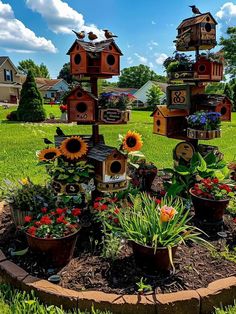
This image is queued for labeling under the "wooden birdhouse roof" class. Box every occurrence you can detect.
[191,94,232,107]
[88,144,126,162]
[177,12,217,29]
[65,85,98,101]
[151,105,189,117]
[67,39,123,55]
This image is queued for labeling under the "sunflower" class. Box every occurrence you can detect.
[60,136,88,160]
[122,131,143,152]
[38,147,61,161]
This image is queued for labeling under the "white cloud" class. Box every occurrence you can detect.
[155,53,168,65]
[216,2,236,33]
[0,1,57,53]
[149,62,154,68]
[151,21,156,25]
[134,53,148,64]
[127,56,133,65]
[26,0,104,39]
[148,40,159,50]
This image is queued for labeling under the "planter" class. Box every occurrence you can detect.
[99,109,130,124]
[168,71,194,80]
[10,206,32,227]
[131,241,178,271]
[187,128,221,140]
[189,188,230,223]
[26,230,79,267]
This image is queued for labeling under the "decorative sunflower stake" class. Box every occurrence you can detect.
[38,147,61,162]
[122,131,143,152]
[60,136,88,160]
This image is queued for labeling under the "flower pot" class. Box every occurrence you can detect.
[168,71,194,80]
[10,206,32,227]
[189,188,229,223]
[187,128,221,140]
[131,241,178,271]
[99,109,130,124]
[26,230,79,267]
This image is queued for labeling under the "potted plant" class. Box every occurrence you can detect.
[108,192,209,271]
[186,111,221,140]
[59,104,67,122]
[0,178,55,226]
[23,202,81,267]
[164,53,194,80]
[98,92,132,124]
[190,178,235,223]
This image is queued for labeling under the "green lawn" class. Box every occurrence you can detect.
[0,106,236,183]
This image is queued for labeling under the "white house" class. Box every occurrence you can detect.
[34,78,69,100]
[133,80,168,105]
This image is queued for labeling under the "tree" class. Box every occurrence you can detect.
[146,84,164,109]
[232,83,236,112]
[17,70,46,122]
[220,27,236,78]
[57,62,75,84]
[118,64,167,89]
[223,83,232,100]
[18,59,50,78]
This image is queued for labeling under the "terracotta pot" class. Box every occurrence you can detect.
[187,128,221,140]
[26,230,79,267]
[10,206,32,227]
[189,188,229,223]
[131,241,178,271]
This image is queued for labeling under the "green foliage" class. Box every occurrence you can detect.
[118,64,167,88]
[232,83,236,112]
[136,277,152,294]
[101,230,123,261]
[18,59,50,78]
[224,83,233,100]
[6,110,17,121]
[146,84,163,109]
[17,70,46,122]
[57,62,75,84]
[214,301,236,314]
[220,27,236,78]
[205,82,225,95]
[211,246,236,264]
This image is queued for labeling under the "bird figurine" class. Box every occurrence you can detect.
[56,127,65,137]
[72,30,85,40]
[189,5,202,15]
[103,29,118,39]
[88,32,98,41]
[43,138,53,145]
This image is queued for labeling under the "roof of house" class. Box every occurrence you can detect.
[20,76,68,91]
[67,38,123,55]
[177,12,217,29]
[0,56,20,73]
[0,57,8,67]
[88,144,125,162]
[191,94,232,107]
[151,105,189,117]
[101,87,138,95]
[133,81,168,96]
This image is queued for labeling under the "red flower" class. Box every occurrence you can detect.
[56,216,65,224]
[27,226,37,236]
[113,218,119,224]
[40,215,52,225]
[233,217,236,224]
[24,215,32,223]
[71,208,81,216]
[101,204,108,211]
[114,208,120,214]
[155,199,161,205]
[160,190,166,196]
[213,178,219,184]
[41,207,47,213]
[95,197,103,201]
[35,221,41,227]
[56,208,64,215]
[93,202,100,209]
[111,197,118,202]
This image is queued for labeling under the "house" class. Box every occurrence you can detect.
[0,56,21,104]
[133,81,168,105]
[34,78,69,101]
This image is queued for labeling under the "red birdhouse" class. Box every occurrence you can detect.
[66,86,97,123]
[193,56,223,81]
[67,39,123,78]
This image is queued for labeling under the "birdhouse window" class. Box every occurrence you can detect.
[77,91,83,98]
[221,107,227,115]
[76,102,87,113]
[107,54,115,66]
[109,45,113,51]
[198,64,206,73]
[74,54,81,65]
[206,16,210,21]
[110,161,122,174]
[156,119,161,126]
[205,23,212,32]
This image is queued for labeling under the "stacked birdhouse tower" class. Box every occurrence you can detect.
[152,11,232,164]
[61,34,129,193]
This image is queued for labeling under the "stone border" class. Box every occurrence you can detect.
[0,249,236,314]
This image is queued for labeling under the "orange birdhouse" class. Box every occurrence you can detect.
[66,86,97,123]
[151,105,188,138]
[193,56,223,81]
[67,39,122,78]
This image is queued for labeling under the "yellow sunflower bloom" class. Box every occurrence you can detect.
[122,131,143,152]
[60,136,88,160]
[38,147,61,161]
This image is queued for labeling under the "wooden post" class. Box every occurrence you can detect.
[90,77,100,145]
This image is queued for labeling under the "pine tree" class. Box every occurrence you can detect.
[17,70,46,122]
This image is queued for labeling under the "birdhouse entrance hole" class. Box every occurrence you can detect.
[205,23,212,32]
[74,54,81,64]
[76,102,87,113]
[156,120,161,126]
[107,55,115,65]
[198,64,206,73]
[77,92,83,98]
[221,107,227,115]
[110,161,122,174]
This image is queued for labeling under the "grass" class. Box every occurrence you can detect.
[0,284,112,313]
[214,302,236,314]
[0,106,236,183]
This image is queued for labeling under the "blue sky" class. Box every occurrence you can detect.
[0,0,235,79]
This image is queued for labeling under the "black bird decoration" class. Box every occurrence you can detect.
[56,127,65,137]
[88,32,98,41]
[43,138,53,145]
[72,30,85,40]
[103,29,118,39]
[189,5,202,15]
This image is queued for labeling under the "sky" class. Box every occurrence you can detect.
[0,0,235,79]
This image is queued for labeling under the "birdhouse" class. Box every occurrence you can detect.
[87,144,127,192]
[175,12,217,51]
[192,94,232,121]
[151,105,188,138]
[66,86,97,123]
[193,56,223,81]
[166,84,191,110]
[67,39,123,78]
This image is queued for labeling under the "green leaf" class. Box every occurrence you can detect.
[57,174,69,180]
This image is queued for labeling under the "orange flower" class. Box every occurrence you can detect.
[160,205,177,223]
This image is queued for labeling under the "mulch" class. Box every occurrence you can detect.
[0,203,236,295]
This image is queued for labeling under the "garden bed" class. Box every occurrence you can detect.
[0,202,235,296]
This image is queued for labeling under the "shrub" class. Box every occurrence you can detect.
[17,70,46,122]
[6,110,18,121]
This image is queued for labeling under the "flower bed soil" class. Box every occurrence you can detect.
[0,203,236,295]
